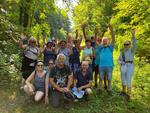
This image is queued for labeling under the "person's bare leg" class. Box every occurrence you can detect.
[24,84,35,96]
[34,91,44,102]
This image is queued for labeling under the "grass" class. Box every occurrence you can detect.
[0,51,150,113]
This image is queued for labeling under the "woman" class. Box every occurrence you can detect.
[118,29,136,100]
[69,39,81,75]
[24,61,49,104]
[82,39,95,75]
[20,37,40,90]
[41,41,56,71]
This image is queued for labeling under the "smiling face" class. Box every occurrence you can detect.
[48,59,55,70]
[36,61,44,71]
[124,41,131,50]
[102,37,109,46]
[29,38,37,47]
[81,61,89,72]
[57,54,66,67]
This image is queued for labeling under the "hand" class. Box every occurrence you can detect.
[77,87,82,92]
[121,62,125,65]
[45,96,49,105]
[58,88,64,93]
[63,87,69,93]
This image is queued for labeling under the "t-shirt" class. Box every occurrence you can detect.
[97,44,114,67]
[74,68,92,88]
[49,65,72,87]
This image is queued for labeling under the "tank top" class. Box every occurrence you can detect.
[34,71,47,89]
[82,47,93,64]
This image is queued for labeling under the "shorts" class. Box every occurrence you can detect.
[99,67,113,81]
[22,69,34,79]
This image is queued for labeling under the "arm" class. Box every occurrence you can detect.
[78,81,92,91]
[25,71,35,89]
[131,29,136,53]
[108,24,115,45]
[67,74,73,90]
[45,74,49,104]
[49,78,63,92]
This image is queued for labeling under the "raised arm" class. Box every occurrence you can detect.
[108,24,115,45]
[131,29,136,53]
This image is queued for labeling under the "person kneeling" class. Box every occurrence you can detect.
[49,54,73,109]
[24,61,49,104]
[73,61,93,100]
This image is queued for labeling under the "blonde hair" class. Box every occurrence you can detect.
[56,53,66,62]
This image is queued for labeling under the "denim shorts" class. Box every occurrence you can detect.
[99,67,113,80]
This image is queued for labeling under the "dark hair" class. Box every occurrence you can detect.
[85,39,91,43]
[35,60,44,66]
[60,40,66,44]
[91,36,94,40]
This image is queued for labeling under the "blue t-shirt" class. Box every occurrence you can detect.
[97,44,114,67]
[74,69,92,88]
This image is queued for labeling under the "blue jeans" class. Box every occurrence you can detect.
[99,67,113,81]
[120,63,134,88]
[73,63,79,75]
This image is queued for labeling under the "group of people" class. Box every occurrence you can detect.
[9,27,136,109]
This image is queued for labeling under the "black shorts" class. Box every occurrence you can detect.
[22,69,34,79]
[92,64,99,74]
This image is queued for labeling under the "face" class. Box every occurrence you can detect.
[102,38,108,46]
[48,60,55,70]
[36,62,44,71]
[86,41,91,48]
[47,42,53,48]
[60,42,66,49]
[81,61,89,71]
[124,41,131,49]
[30,40,37,47]
[57,56,65,67]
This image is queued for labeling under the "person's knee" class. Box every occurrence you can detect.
[34,92,44,102]
[85,88,92,95]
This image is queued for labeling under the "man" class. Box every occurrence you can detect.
[97,25,115,95]
[49,54,73,108]
[73,61,93,100]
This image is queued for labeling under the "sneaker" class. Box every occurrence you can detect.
[104,86,107,90]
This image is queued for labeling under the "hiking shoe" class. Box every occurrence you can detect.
[96,89,102,95]
[107,90,112,96]
[104,86,107,90]
[119,92,126,96]
[125,94,131,101]
[94,84,98,88]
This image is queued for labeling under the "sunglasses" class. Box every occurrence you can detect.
[37,64,44,67]
[124,43,130,46]
[31,41,36,44]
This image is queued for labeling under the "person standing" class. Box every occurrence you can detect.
[118,29,136,100]
[97,25,115,95]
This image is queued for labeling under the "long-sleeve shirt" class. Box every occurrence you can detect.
[118,37,136,64]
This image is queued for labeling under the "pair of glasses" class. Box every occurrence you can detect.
[37,64,44,67]
[31,41,36,43]
[124,43,130,46]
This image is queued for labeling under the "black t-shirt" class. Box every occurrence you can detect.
[74,68,93,88]
[49,65,72,87]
